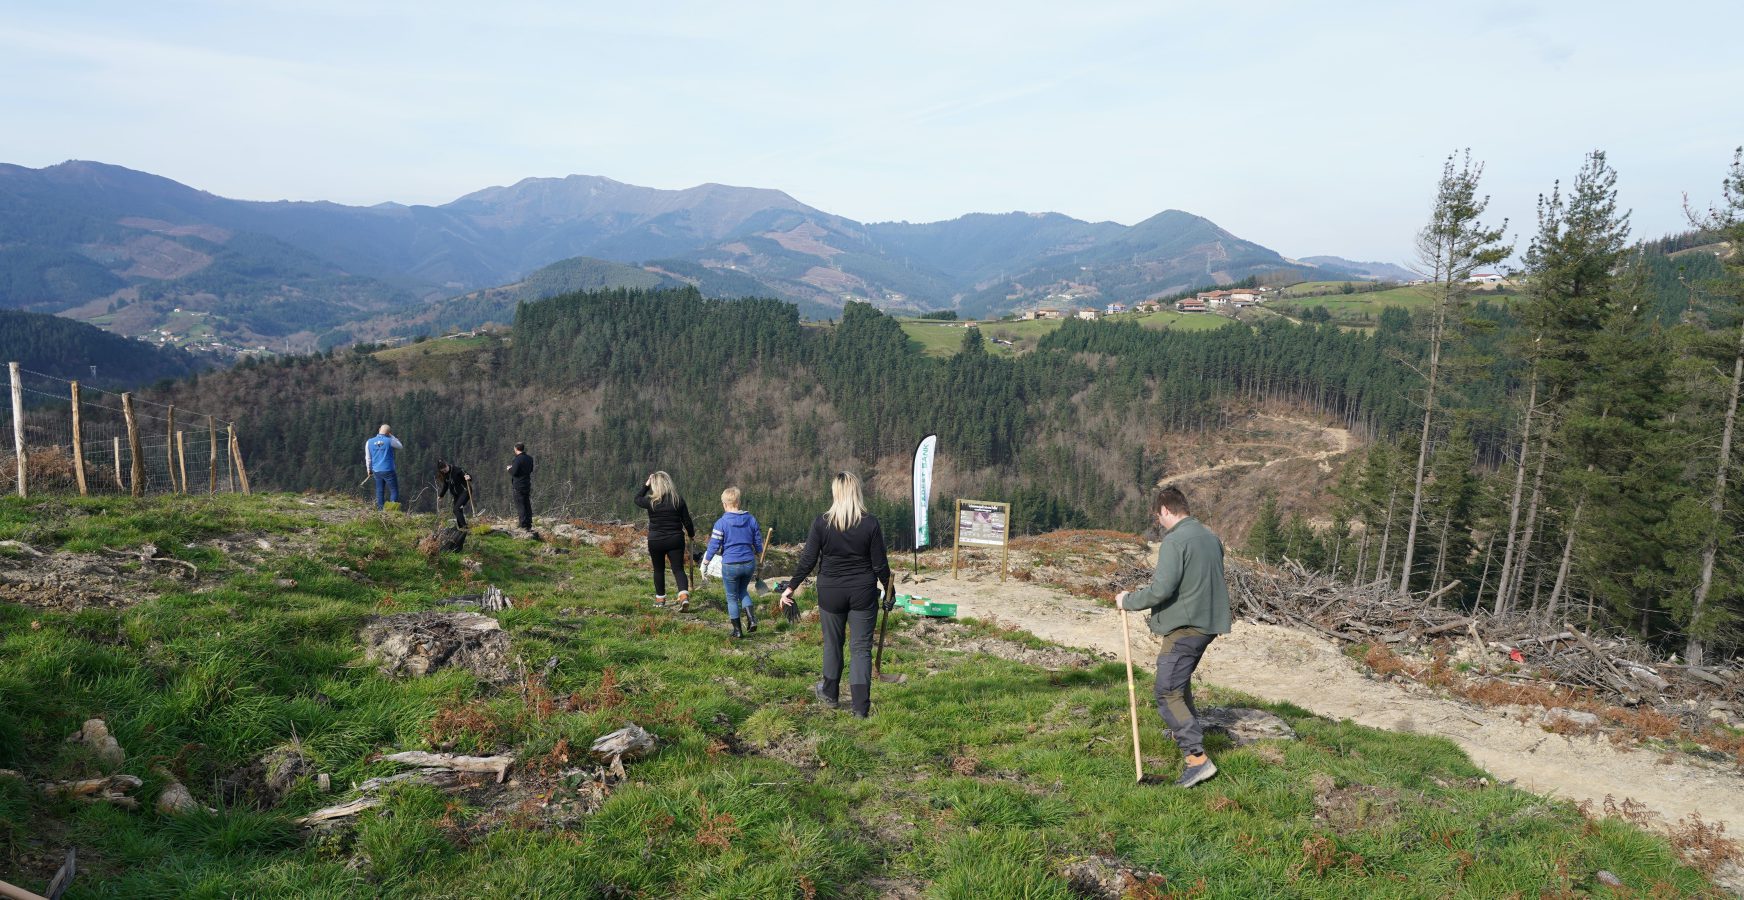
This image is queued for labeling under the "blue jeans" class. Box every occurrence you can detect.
[373,471,400,509]
[722,560,756,619]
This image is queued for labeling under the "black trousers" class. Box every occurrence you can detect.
[649,536,688,596]
[513,487,532,530]
[450,492,469,530]
[818,579,879,715]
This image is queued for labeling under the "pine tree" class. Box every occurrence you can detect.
[1247,497,1285,563]
[1516,151,1634,625]
[1399,151,1510,594]
[1677,148,1744,665]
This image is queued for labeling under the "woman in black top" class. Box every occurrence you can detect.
[780,472,891,717]
[435,460,471,530]
[635,471,696,610]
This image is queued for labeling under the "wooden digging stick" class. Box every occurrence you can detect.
[1120,607,1144,783]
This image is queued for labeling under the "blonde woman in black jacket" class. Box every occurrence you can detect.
[636,471,696,610]
[781,472,891,717]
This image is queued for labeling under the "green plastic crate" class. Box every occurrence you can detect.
[896,594,957,617]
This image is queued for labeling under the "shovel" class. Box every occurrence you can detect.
[1120,604,1144,783]
[752,526,774,595]
[873,575,907,684]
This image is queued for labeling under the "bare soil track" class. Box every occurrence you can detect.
[906,572,1744,843]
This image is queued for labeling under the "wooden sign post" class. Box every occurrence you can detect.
[951,499,1011,581]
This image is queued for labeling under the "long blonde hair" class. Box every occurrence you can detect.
[649,471,679,509]
[826,471,866,531]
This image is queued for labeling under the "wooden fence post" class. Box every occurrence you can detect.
[207,415,217,495]
[176,431,188,494]
[70,380,88,496]
[112,437,123,490]
[225,425,235,492]
[228,424,251,495]
[10,362,26,499]
[165,405,177,493]
[122,393,144,498]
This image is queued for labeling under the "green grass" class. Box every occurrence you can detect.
[1131,310,1233,332]
[1275,284,1518,321]
[0,494,1720,898]
[906,312,1231,357]
[899,320,986,357]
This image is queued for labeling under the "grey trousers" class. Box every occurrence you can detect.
[1154,627,1215,756]
[820,606,877,698]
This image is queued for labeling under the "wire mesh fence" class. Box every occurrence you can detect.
[5,363,247,499]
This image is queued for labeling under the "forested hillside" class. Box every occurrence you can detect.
[1244,151,1744,666]
[0,309,205,388]
[163,288,1417,542]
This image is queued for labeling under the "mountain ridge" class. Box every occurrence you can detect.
[0,159,1399,350]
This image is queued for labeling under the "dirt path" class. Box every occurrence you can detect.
[1162,414,1354,484]
[904,573,1744,838]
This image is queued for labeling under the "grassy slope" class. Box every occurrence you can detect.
[0,495,1714,898]
[904,313,1230,358]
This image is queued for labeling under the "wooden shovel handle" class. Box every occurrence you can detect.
[1121,608,1144,783]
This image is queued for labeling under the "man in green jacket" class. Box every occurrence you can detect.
[1116,486,1231,788]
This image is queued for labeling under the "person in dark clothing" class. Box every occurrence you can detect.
[635,471,695,610]
[780,472,892,718]
[1116,485,1231,789]
[435,459,472,530]
[506,444,534,531]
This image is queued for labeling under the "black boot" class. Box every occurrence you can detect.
[731,617,743,639]
[849,683,871,719]
[813,678,840,709]
[744,604,758,633]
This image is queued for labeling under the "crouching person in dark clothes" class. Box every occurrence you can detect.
[780,472,891,718]
[436,459,472,530]
[1116,486,1231,788]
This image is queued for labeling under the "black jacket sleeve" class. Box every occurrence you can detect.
[788,516,825,592]
[868,517,891,584]
[679,499,695,538]
[634,484,652,511]
[438,478,448,499]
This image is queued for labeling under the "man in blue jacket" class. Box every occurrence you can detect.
[1117,485,1231,788]
[365,424,403,510]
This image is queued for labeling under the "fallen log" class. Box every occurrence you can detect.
[1422,617,1476,637]
[381,751,514,783]
[355,769,468,793]
[295,796,382,825]
[41,774,141,801]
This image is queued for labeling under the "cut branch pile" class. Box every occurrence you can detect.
[1154,558,1744,726]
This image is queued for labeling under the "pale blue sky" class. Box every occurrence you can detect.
[1,0,1737,263]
